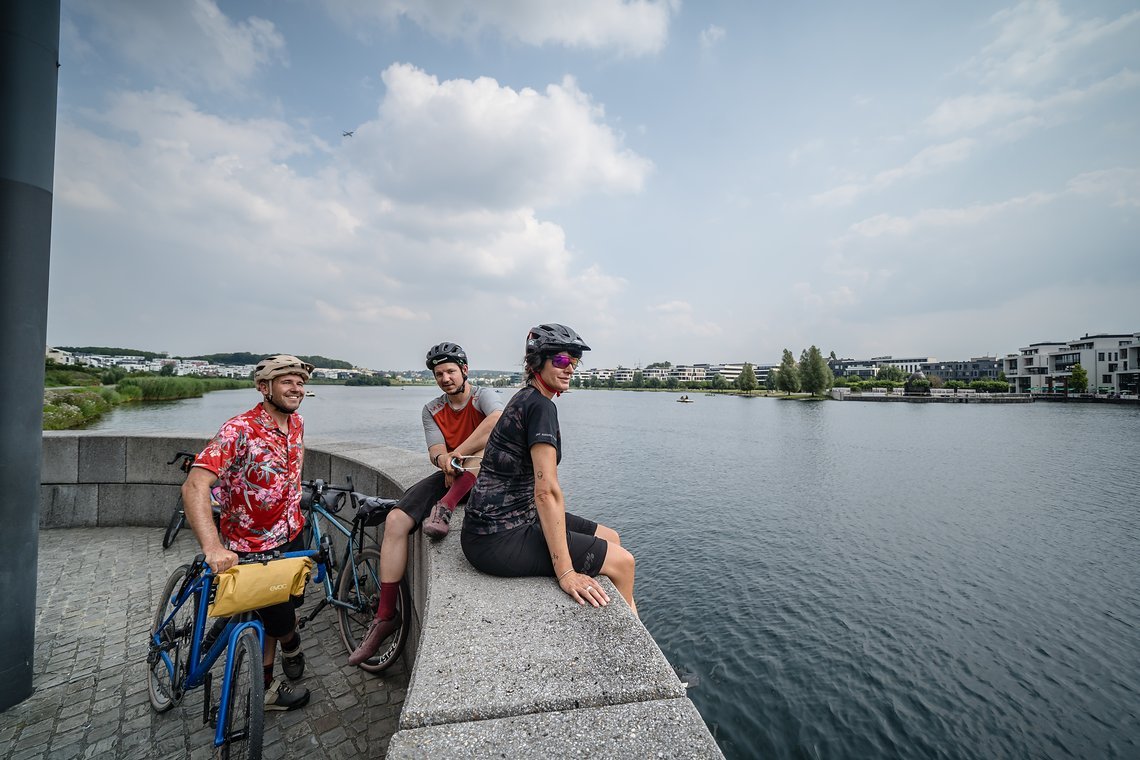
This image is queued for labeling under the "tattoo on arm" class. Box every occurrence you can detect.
[536,470,543,479]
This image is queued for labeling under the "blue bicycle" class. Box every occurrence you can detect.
[147,549,326,759]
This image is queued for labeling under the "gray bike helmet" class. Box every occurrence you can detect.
[525,324,591,356]
[426,342,468,369]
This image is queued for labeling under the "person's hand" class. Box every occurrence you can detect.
[558,571,610,607]
[205,547,238,574]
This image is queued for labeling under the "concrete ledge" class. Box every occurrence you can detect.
[388,698,722,758]
[401,510,683,727]
[389,509,722,758]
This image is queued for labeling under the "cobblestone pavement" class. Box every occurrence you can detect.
[0,528,409,760]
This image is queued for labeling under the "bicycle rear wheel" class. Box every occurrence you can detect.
[335,546,410,672]
[216,628,263,760]
[148,564,193,712]
[162,499,186,550]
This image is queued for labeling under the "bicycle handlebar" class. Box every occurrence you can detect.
[167,451,198,466]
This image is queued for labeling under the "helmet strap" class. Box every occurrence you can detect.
[263,383,297,416]
[533,371,560,398]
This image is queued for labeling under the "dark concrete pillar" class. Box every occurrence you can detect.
[0,0,60,712]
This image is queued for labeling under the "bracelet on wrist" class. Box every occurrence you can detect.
[557,568,574,582]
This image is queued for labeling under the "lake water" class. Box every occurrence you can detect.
[85,386,1140,759]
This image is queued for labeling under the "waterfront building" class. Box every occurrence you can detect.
[921,357,1002,384]
[1003,333,1137,394]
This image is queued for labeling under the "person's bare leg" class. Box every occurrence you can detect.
[381,509,414,583]
[596,524,621,546]
[599,543,637,617]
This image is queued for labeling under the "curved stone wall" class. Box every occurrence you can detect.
[40,434,722,758]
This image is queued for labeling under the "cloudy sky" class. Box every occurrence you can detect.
[49,0,1139,371]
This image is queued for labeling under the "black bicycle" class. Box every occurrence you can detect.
[163,451,222,550]
[296,478,411,672]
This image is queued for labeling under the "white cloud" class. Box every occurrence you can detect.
[647,301,721,337]
[699,24,725,50]
[812,139,977,206]
[320,0,677,56]
[847,191,1055,239]
[343,64,653,210]
[1067,167,1140,208]
[65,0,286,93]
[971,0,1140,87]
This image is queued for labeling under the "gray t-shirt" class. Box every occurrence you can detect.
[420,384,504,450]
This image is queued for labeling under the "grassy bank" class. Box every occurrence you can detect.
[43,377,250,430]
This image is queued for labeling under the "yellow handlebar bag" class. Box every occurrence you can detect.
[208,557,314,618]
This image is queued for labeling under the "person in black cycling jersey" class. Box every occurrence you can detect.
[461,323,637,615]
[347,342,504,665]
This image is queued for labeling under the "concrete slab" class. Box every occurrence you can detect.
[387,698,723,759]
[77,437,126,484]
[97,483,178,526]
[125,436,208,483]
[400,510,685,729]
[39,485,98,528]
[40,436,78,484]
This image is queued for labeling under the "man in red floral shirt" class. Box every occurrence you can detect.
[182,354,314,712]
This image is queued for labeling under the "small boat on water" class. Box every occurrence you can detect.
[305,392,316,397]
[677,394,694,403]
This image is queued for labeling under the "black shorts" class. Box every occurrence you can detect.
[235,533,305,639]
[461,512,609,578]
[394,470,466,527]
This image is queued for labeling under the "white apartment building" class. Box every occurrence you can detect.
[670,365,708,383]
[871,356,934,375]
[1003,333,1137,394]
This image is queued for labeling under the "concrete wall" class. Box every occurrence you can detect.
[41,434,722,758]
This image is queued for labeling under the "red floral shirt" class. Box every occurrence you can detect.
[192,404,305,553]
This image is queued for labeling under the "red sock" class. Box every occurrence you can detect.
[440,471,476,509]
[376,581,401,622]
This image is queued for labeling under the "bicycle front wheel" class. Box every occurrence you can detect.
[217,628,264,760]
[336,546,410,673]
[162,499,186,550]
[148,564,193,712]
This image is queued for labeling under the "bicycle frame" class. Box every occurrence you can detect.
[152,550,324,748]
[299,489,377,622]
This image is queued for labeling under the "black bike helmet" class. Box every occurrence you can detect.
[525,323,591,356]
[426,342,468,369]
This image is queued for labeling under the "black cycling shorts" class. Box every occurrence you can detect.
[461,512,608,578]
[394,470,470,526]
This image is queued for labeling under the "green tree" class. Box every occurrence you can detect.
[765,370,777,391]
[735,363,758,393]
[876,365,907,382]
[159,363,176,376]
[776,349,800,394]
[646,361,672,369]
[710,373,729,390]
[631,371,645,389]
[665,376,679,389]
[799,345,833,396]
[1068,364,1088,392]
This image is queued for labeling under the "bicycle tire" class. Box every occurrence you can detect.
[162,499,186,550]
[335,546,410,672]
[148,564,193,712]
[216,628,264,760]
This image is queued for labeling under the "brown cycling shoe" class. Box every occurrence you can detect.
[422,502,454,540]
[347,615,400,666]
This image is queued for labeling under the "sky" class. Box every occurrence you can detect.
[48,0,1140,371]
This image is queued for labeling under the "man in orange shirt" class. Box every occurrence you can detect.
[348,342,503,665]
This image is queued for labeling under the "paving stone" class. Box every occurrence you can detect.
[0,528,407,760]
